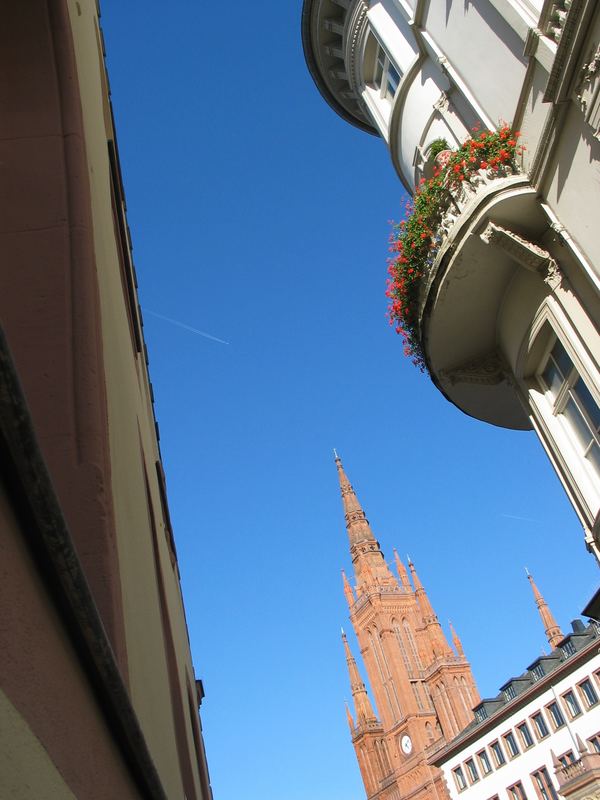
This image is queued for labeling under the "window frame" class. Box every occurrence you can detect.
[517,721,534,749]
[588,732,600,753]
[489,740,506,768]
[453,765,467,792]
[521,306,600,531]
[503,730,520,759]
[508,781,528,800]
[465,757,479,784]
[477,748,493,776]
[562,688,582,719]
[578,677,599,709]
[531,767,558,800]
[530,711,550,740]
[545,700,566,730]
[536,336,600,479]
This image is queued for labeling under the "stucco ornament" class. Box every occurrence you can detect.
[441,350,509,387]
[575,43,600,141]
[480,222,562,288]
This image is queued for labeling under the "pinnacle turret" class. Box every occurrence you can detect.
[393,549,412,592]
[342,630,379,726]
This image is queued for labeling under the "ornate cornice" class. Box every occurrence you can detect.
[480,221,563,288]
[441,350,509,387]
[300,0,377,136]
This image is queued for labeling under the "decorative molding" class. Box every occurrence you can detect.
[543,0,572,44]
[575,43,600,141]
[480,221,562,288]
[346,0,368,95]
[441,350,509,387]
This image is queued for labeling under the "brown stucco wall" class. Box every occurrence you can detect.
[0,1,211,797]
[0,478,141,799]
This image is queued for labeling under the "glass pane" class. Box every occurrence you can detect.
[551,338,572,379]
[563,396,593,449]
[574,377,600,432]
[386,64,400,98]
[542,360,563,397]
[374,50,384,88]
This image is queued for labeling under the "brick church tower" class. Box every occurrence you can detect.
[335,454,480,800]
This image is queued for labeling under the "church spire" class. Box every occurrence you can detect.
[334,453,395,589]
[342,629,378,726]
[393,549,412,592]
[334,452,376,546]
[526,570,563,649]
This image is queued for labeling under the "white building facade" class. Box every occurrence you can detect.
[302,0,600,560]
[431,623,600,800]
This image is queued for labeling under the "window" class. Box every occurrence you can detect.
[372,42,401,102]
[588,733,600,753]
[453,766,467,791]
[531,767,558,800]
[579,678,599,708]
[562,690,582,718]
[490,740,506,767]
[477,749,492,775]
[517,722,534,749]
[546,701,566,729]
[558,750,576,767]
[531,664,545,681]
[503,731,520,758]
[465,758,479,784]
[562,640,576,657]
[538,337,600,479]
[508,781,528,800]
[475,707,489,722]
[504,685,517,701]
[531,712,549,739]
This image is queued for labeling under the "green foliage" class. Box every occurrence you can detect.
[427,138,450,160]
[386,125,524,371]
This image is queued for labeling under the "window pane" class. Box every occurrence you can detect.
[574,378,600,432]
[551,339,572,379]
[564,397,593,449]
[581,679,598,706]
[542,360,563,397]
[386,64,400,98]
[374,51,384,88]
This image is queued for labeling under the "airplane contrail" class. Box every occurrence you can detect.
[500,513,541,524]
[144,309,230,345]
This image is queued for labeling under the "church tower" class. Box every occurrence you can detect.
[335,454,480,800]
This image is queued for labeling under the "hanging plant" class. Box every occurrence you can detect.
[386,125,524,372]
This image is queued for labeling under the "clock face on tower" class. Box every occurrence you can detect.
[401,734,413,755]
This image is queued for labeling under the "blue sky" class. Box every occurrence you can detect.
[101,3,598,798]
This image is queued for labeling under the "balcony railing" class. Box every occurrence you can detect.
[555,751,600,797]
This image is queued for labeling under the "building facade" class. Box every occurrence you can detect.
[302,0,600,560]
[431,583,600,800]
[0,2,212,798]
[336,454,480,800]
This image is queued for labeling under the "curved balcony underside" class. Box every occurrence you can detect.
[419,175,551,430]
[301,0,377,135]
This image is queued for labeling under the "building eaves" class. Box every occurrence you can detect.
[301,0,378,137]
